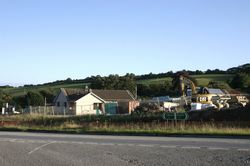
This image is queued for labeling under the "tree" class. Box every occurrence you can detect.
[39,90,55,104]
[13,95,26,108]
[65,78,73,83]
[230,73,250,89]
[0,91,13,108]
[26,91,45,106]
[90,74,136,95]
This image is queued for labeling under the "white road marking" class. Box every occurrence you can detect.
[1,137,250,152]
[160,145,177,148]
[116,143,126,146]
[13,140,26,143]
[126,144,135,146]
[84,142,98,145]
[238,149,250,151]
[28,141,56,155]
[181,146,201,149]
[9,139,17,142]
[137,144,154,147]
[100,143,115,146]
[208,147,229,151]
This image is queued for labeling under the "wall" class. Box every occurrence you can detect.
[54,91,70,114]
[129,101,140,114]
[116,100,140,114]
[75,93,104,115]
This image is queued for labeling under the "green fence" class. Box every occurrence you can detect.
[162,112,189,121]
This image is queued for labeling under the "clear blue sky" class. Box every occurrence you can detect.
[0,0,250,85]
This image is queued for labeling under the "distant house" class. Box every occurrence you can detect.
[201,88,227,95]
[91,90,139,114]
[54,88,139,115]
[54,88,105,115]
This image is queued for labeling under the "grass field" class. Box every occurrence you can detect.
[1,83,90,97]
[137,77,172,85]
[0,114,249,136]
[0,74,234,97]
[191,74,234,87]
[137,74,234,86]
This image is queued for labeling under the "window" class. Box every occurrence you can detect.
[57,102,60,107]
[64,102,67,108]
[94,103,99,110]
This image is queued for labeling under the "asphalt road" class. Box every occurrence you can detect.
[0,132,249,166]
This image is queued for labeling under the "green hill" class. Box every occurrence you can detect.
[0,74,235,97]
[191,74,234,87]
[138,74,234,86]
[1,83,90,97]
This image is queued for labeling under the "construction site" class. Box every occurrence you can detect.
[136,73,249,118]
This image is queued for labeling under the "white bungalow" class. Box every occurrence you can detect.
[54,88,105,115]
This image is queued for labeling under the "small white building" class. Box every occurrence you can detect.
[54,88,139,115]
[54,88,105,115]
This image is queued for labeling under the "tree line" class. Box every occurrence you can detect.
[20,63,250,88]
[0,89,56,109]
[1,63,249,108]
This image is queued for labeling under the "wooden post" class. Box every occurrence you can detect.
[52,106,55,116]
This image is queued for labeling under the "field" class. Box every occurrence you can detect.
[0,74,234,97]
[0,111,249,136]
[1,83,90,97]
[138,74,234,86]
[191,74,234,87]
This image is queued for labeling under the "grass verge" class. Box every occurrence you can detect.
[0,119,249,137]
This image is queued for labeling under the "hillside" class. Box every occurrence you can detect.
[0,74,234,97]
[0,83,90,97]
[138,74,233,86]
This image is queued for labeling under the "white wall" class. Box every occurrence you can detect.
[54,91,69,114]
[75,93,103,115]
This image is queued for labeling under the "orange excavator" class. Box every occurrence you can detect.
[179,75,231,111]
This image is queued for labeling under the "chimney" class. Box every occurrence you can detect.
[85,85,89,93]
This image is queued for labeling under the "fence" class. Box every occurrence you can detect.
[20,104,100,116]
[20,106,69,116]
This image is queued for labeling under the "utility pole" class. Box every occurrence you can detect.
[45,97,47,107]
[44,97,47,115]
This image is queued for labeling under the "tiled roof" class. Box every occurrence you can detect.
[62,88,89,102]
[61,88,135,102]
[92,89,135,101]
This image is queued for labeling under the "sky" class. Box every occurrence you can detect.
[0,0,250,85]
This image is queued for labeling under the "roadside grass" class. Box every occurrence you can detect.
[0,114,249,136]
[1,123,249,136]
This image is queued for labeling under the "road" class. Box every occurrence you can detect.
[0,132,249,166]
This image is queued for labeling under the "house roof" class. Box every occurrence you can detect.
[59,88,135,102]
[91,89,135,101]
[207,88,225,94]
[61,88,89,102]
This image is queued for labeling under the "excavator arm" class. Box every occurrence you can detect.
[179,75,197,96]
